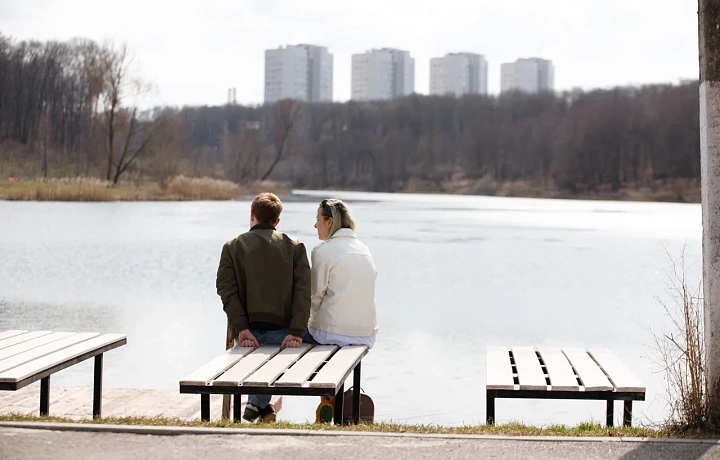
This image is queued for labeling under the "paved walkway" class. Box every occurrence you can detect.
[1,426,720,460]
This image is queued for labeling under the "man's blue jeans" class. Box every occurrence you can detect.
[246,327,288,409]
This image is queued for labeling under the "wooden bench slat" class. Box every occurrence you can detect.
[0,332,77,362]
[562,348,613,391]
[179,346,255,386]
[308,346,367,389]
[213,346,282,386]
[0,334,126,383]
[0,331,54,352]
[588,348,646,392]
[512,347,547,391]
[0,333,100,374]
[0,330,30,343]
[275,345,338,387]
[486,346,515,390]
[243,344,313,387]
[538,347,579,391]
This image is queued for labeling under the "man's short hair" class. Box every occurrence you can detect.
[251,193,283,224]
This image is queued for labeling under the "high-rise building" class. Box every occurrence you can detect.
[264,45,333,103]
[500,58,554,94]
[430,53,488,96]
[351,48,415,101]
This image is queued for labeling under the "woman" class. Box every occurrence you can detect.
[305,199,378,422]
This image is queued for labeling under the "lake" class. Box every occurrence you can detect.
[0,191,702,426]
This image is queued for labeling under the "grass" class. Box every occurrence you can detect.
[0,414,715,438]
[0,176,289,202]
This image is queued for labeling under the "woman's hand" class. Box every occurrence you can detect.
[281,334,302,349]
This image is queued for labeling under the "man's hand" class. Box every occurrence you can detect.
[281,334,302,349]
[238,329,260,348]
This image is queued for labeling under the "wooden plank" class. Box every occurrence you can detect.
[179,346,255,386]
[538,347,580,391]
[0,331,54,352]
[0,330,30,343]
[512,347,548,391]
[0,333,124,382]
[275,345,338,387]
[588,348,646,392]
[486,346,515,390]
[243,344,312,387]
[308,346,367,389]
[0,332,77,362]
[0,387,281,421]
[562,348,613,391]
[213,346,282,386]
[0,333,99,375]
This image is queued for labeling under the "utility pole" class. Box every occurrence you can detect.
[699,0,720,426]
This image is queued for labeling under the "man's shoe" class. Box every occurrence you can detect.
[242,404,261,422]
[260,404,276,423]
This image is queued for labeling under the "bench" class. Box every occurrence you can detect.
[486,346,646,427]
[0,330,127,419]
[180,344,368,424]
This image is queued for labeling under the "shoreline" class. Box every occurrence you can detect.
[0,178,701,204]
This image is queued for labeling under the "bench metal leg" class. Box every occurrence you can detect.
[39,376,50,416]
[93,354,103,419]
[486,391,495,425]
[201,394,210,421]
[606,400,614,427]
[334,383,344,425]
[352,362,362,424]
[233,394,242,422]
[623,401,633,427]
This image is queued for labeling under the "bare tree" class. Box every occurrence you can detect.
[111,108,154,184]
[99,42,153,184]
[261,100,300,181]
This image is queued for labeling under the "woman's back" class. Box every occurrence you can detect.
[309,228,377,338]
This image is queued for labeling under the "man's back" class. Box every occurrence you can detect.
[217,223,311,339]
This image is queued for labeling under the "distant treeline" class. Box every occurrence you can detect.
[0,35,700,197]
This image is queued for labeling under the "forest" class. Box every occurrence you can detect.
[0,35,700,200]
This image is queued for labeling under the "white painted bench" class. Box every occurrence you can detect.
[180,344,368,424]
[0,330,127,419]
[486,346,646,426]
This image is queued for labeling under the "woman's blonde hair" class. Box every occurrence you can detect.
[319,199,355,238]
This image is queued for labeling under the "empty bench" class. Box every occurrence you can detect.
[180,344,368,424]
[486,346,646,427]
[0,330,127,419]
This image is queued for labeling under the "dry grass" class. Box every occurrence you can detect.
[1,177,123,201]
[0,176,288,202]
[648,247,710,430]
[0,414,674,437]
[165,175,240,200]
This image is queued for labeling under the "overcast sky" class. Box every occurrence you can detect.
[0,0,700,107]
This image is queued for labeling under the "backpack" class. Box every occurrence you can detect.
[341,387,375,424]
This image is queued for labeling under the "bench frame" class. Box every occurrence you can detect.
[486,389,646,427]
[0,338,127,419]
[180,355,365,424]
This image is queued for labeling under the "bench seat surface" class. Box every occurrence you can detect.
[0,330,127,385]
[181,344,368,390]
[485,346,645,393]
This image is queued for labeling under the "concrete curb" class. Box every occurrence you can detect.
[1,421,720,444]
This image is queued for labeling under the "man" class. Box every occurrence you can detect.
[216,192,311,422]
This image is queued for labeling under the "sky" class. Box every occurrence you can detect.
[0,0,700,107]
